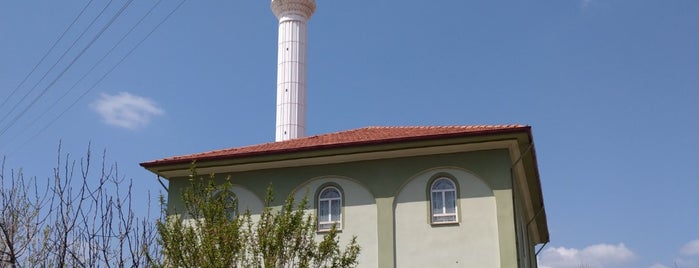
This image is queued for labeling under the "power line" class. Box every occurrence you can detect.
[0,0,95,112]
[0,0,115,126]
[0,0,135,138]
[5,0,189,155]
[14,0,167,141]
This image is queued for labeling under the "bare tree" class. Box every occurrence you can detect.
[0,144,160,267]
[1,145,359,267]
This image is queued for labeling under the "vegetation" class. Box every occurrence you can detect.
[0,146,359,267]
[0,145,158,267]
[154,167,360,268]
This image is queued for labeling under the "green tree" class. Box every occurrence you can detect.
[154,168,360,268]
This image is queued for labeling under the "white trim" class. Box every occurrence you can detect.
[430,178,458,224]
[317,186,342,231]
[153,140,520,177]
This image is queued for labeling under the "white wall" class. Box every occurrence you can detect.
[294,176,379,268]
[230,185,264,222]
[229,185,264,213]
[394,167,501,268]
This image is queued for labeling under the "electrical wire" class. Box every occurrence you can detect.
[5,0,189,155]
[0,0,115,126]
[0,0,135,138]
[0,0,95,111]
[11,0,166,143]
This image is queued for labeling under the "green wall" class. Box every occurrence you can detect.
[165,149,518,267]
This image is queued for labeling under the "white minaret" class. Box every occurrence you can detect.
[271,0,315,141]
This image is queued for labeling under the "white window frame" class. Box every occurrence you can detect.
[213,190,238,218]
[430,177,458,224]
[317,186,342,231]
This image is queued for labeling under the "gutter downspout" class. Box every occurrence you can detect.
[511,142,546,235]
[526,206,545,234]
[510,142,534,267]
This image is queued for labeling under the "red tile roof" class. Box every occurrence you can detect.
[140,125,529,167]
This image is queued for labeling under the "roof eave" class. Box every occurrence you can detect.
[139,126,531,169]
[523,129,550,244]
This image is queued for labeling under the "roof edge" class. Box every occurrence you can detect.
[140,125,531,168]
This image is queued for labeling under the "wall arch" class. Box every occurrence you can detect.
[394,167,501,267]
[228,184,265,215]
[293,176,378,268]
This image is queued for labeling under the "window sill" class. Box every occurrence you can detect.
[316,228,343,234]
[317,222,342,233]
[430,221,459,227]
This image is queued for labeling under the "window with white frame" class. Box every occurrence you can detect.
[317,186,342,231]
[214,190,238,218]
[430,177,458,224]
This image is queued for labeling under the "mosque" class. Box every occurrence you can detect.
[141,0,549,267]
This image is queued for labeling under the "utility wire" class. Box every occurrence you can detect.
[0,0,114,126]
[0,0,135,138]
[0,0,95,111]
[12,0,166,143]
[5,0,189,155]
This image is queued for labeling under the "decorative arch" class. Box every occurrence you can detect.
[224,185,265,216]
[393,167,500,267]
[392,166,493,204]
[291,175,376,202]
[291,175,379,267]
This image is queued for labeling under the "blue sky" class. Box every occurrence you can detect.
[1,1,697,267]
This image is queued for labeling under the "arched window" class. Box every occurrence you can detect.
[317,186,342,231]
[430,177,458,223]
[214,190,238,218]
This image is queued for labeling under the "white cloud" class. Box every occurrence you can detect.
[681,239,699,256]
[674,257,697,268]
[649,239,699,268]
[91,92,164,130]
[538,243,635,268]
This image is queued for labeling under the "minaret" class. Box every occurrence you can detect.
[271,0,315,141]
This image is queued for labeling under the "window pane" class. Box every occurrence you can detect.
[445,191,456,213]
[319,200,329,222]
[432,192,443,214]
[330,199,341,222]
[214,191,237,218]
[320,188,340,199]
[431,178,458,223]
[433,179,455,190]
